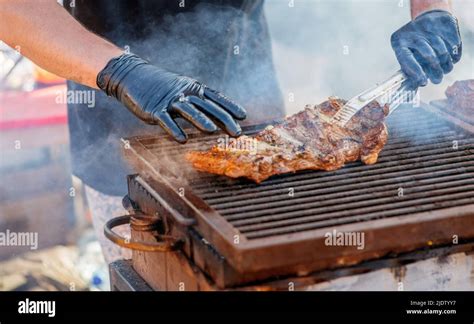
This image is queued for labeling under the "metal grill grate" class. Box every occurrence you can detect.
[125,104,474,276]
[140,106,474,240]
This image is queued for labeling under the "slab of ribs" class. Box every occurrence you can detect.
[186,97,389,183]
[445,79,474,113]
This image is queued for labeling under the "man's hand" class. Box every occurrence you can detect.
[391,10,462,89]
[97,54,247,143]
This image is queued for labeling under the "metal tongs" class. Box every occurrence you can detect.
[331,70,418,127]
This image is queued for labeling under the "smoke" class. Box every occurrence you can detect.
[265,0,474,114]
[81,2,290,186]
[111,0,474,181]
[4,1,472,201]
[1,1,472,262]
[115,2,285,126]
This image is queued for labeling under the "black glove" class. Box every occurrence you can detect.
[391,9,462,89]
[97,54,247,143]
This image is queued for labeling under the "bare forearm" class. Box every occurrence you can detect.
[0,0,123,88]
[410,0,452,18]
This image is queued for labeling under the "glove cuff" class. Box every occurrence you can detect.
[414,9,452,20]
[97,53,149,98]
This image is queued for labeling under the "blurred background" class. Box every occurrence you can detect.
[0,0,473,291]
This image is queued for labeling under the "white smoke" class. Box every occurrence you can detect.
[266,0,474,114]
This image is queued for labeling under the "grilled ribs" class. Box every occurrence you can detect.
[445,80,474,112]
[186,97,389,183]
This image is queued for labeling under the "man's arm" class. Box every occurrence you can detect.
[0,0,246,142]
[411,0,452,18]
[0,0,123,88]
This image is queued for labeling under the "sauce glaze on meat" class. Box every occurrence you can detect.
[186,97,389,183]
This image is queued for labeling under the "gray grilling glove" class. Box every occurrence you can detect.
[97,54,247,143]
[391,9,462,89]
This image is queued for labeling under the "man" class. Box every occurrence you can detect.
[0,0,462,263]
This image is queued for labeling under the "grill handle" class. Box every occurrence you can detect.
[134,176,196,227]
[104,214,182,252]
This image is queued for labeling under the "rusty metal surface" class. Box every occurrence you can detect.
[123,104,474,284]
[104,214,182,252]
[111,242,474,291]
[109,260,153,291]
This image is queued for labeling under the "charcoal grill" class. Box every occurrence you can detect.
[107,103,474,290]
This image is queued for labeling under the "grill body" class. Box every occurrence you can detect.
[123,104,474,288]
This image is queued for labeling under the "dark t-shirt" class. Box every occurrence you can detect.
[64,0,284,196]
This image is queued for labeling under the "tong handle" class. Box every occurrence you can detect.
[358,70,407,103]
[387,83,418,115]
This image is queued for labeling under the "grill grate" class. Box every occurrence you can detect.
[139,106,474,240]
[125,103,474,277]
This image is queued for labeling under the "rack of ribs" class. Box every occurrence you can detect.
[185,97,389,183]
[445,80,474,112]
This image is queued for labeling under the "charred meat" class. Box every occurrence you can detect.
[186,97,389,183]
[446,80,474,112]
